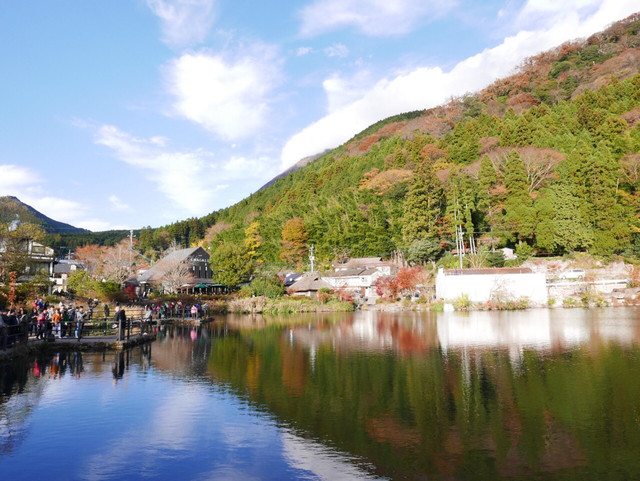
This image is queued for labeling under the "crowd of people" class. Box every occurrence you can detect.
[0,297,212,347]
[0,298,95,342]
[145,300,210,320]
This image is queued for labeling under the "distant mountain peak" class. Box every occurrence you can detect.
[0,196,89,234]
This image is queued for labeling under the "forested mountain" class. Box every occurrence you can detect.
[0,196,88,234]
[83,14,640,271]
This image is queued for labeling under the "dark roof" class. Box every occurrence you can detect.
[53,260,83,274]
[138,247,209,283]
[443,268,533,276]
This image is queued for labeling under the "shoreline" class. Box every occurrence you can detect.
[0,333,156,362]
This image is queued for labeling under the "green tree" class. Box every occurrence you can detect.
[503,150,535,241]
[402,161,443,246]
[535,184,593,253]
[211,244,255,288]
[0,222,46,286]
[249,273,285,298]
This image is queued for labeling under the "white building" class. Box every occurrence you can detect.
[322,268,384,299]
[52,259,83,293]
[22,241,55,282]
[322,257,397,301]
[435,267,548,305]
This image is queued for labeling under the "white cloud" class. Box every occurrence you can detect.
[147,0,216,48]
[95,125,277,216]
[324,43,349,58]
[166,46,282,141]
[323,71,372,113]
[281,0,640,169]
[299,0,456,37]
[296,46,313,56]
[0,164,41,190]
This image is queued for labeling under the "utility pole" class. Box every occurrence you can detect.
[456,226,464,269]
[309,244,315,273]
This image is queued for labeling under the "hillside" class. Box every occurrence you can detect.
[110,14,640,272]
[0,196,88,234]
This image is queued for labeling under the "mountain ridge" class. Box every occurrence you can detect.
[0,196,89,234]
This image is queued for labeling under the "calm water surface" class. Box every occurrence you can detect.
[2,308,640,480]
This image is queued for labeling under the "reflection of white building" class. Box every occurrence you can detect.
[437,311,554,354]
[435,267,548,305]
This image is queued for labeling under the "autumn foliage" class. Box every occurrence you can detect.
[280,217,308,267]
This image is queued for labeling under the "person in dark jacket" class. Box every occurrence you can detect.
[114,306,127,340]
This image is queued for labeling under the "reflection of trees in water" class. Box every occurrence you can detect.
[204,318,640,480]
[151,324,212,375]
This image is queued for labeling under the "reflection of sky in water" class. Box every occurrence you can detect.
[0,358,382,481]
[3,308,640,480]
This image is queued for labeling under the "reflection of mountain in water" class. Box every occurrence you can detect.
[199,309,640,480]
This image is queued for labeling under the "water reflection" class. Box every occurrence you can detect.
[203,309,640,480]
[0,309,639,480]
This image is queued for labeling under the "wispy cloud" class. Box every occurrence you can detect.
[147,0,216,48]
[166,44,282,141]
[299,0,456,37]
[282,0,640,169]
[0,164,120,231]
[324,43,349,58]
[296,46,313,56]
[108,195,131,212]
[95,125,277,216]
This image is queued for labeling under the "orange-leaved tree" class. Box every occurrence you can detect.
[280,217,308,267]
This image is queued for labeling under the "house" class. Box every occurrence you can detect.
[435,267,548,305]
[333,257,394,276]
[322,268,385,300]
[322,257,397,301]
[287,272,331,297]
[22,241,55,282]
[137,247,213,294]
[52,259,83,293]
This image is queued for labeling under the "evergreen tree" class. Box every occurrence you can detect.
[402,161,443,247]
[503,150,535,241]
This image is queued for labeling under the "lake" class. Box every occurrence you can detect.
[1,308,640,480]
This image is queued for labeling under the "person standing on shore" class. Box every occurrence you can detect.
[75,306,86,340]
[114,306,126,340]
[61,307,69,338]
[52,309,62,338]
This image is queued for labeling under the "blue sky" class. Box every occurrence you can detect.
[0,0,637,231]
